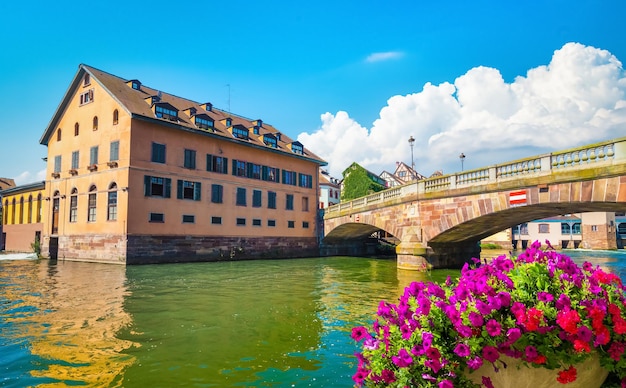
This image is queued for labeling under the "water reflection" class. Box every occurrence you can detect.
[0,259,135,387]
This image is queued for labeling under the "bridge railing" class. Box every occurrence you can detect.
[326,136,626,216]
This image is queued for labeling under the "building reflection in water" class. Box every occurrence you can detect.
[1,259,136,387]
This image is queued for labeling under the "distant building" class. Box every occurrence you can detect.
[379,162,425,188]
[37,64,326,264]
[0,181,45,252]
[341,162,387,200]
[319,170,340,209]
[0,178,15,191]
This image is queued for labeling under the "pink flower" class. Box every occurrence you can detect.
[351,326,371,341]
[392,348,413,368]
[485,319,502,336]
[454,343,471,358]
[482,346,499,363]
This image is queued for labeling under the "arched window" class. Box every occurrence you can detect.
[19,197,24,224]
[52,191,60,234]
[27,195,33,223]
[88,185,97,222]
[74,122,79,136]
[36,194,42,222]
[69,188,78,223]
[93,116,98,131]
[3,199,8,224]
[113,109,119,125]
[11,198,16,225]
[57,128,62,142]
[107,183,118,221]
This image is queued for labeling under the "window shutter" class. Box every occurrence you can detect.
[165,178,172,198]
[194,182,201,201]
[223,158,228,174]
[144,175,151,196]
[262,166,268,180]
[206,154,213,171]
[177,180,183,199]
[232,159,237,176]
[247,163,253,178]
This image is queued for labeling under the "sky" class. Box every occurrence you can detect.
[1,0,626,185]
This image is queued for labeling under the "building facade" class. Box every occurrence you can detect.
[319,170,340,209]
[38,65,326,264]
[0,182,45,252]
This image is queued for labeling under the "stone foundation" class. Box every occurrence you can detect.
[41,234,127,264]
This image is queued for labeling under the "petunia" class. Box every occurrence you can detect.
[351,326,371,341]
[438,380,454,388]
[524,346,538,361]
[392,348,414,368]
[482,376,495,388]
[557,366,577,384]
[537,292,554,303]
[482,346,499,363]
[467,356,483,370]
[468,311,484,327]
[454,343,471,358]
[486,319,502,336]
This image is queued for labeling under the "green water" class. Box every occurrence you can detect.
[0,256,457,387]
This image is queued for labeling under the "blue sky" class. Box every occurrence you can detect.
[1,0,626,184]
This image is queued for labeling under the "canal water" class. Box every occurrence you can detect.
[1,250,625,387]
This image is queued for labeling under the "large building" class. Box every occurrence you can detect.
[0,182,45,252]
[38,65,326,264]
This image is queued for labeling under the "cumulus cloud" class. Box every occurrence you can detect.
[299,43,626,179]
[13,169,46,186]
[365,51,404,63]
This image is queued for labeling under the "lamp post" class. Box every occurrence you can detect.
[408,136,415,172]
[459,153,466,171]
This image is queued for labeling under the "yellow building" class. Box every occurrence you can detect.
[0,181,45,252]
[39,65,326,264]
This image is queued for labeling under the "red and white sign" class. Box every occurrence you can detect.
[509,190,527,206]
[355,214,360,222]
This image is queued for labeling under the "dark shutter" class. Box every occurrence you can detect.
[177,180,183,199]
[144,175,151,196]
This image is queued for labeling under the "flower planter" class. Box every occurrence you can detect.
[465,354,608,388]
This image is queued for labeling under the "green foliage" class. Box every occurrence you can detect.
[342,164,386,201]
[480,243,502,249]
[31,238,41,257]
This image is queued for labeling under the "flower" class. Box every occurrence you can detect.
[352,242,626,387]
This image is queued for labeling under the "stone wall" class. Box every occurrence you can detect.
[126,235,319,264]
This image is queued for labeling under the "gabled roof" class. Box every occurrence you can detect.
[40,64,326,166]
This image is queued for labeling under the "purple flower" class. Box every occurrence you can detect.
[486,319,502,336]
[468,311,484,327]
[363,338,379,350]
[555,294,571,310]
[425,358,442,373]
[496,291,511,307]
[439,380,454,388]
[351,326,371,341]
[426,346,441,361]
[422,332,434,348]
[505,327,521,344]
[392,348,413,368]
[482,376,495,388]
[537,292,554,303]
[482,346,499,363]
[467,356,483,370]
[455,324,473,338]
[524,346,538,361]
[476,300,492,315]
[454,343,471,357]
[577,326,593,342]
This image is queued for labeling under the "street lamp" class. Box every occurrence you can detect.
[408,136,415,172]
[459,153,466,171]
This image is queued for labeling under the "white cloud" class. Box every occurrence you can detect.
[365,51,404,63]
[13,169,46,186]
[300,43,626,179]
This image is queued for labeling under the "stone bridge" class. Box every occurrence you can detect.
[323,137,626,269]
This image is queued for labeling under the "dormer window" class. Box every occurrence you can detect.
[255,119,263,127]
[253,126,260,135]
[128,79,141,90]
[189,107,197,116]
[83,74,91,86]
[232,125,249,140]
[275,132,281,141]
[291,141,304,155]
[154,104,178,121]
[263,134,277,148]
[225,118,232,127]
[204,103,213,112]
[195,115,214,130]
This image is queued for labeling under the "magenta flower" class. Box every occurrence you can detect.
[486,319,502,336]
[537,292,554,303]
[351,326,371,341]
[438,380,454,388]
[467,356,483,370]
[505,327,521,344]
[482,346,499,363]
[380,369,396,384]
[468,311,484,327]
[524,345,538,361]
[425,358,442,373]
[454,343,471,357]
[482,376,495,388]
[392,348,413,368]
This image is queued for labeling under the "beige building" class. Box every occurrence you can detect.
[0,182,45,252]
[38,65,326,264]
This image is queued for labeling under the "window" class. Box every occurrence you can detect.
[591,225,598,232]
[286,194,294,210]
[113,109,119,125]
[151,142,166,163]
[177,180,201,201]
[262,166,280,182]
[27,195,32,223]
[248,163,261,179]
[206,154,228,174]
[267,219,276,227]
[225,118,232,127]
[19,197,23,224]
[236,188,247,206]
[302,197,309,212]
[107,183,117,221]
[80,89,93,105]
[93,116,98,131]
[182,215,195,223]
[110,141,119,161]
[236,218,246,226]
[54,155,62,173]
[211,184,223,204]
[90,146,99,166]
[282,170,297,186]
[84,73,90,86]
[57,128,62,142]
[572,223,581,234]
[561,223,571,234]
[88,185,97,222]
[144,175,172,197]
[195,116,214,130]
[253,190,262,207]
[211,216,222,225]
[253,126,260,135]
[252,219,262,226]
[232,126,249,140]
[131,81,140,90]
[232,160,247,177]
[302,221,309,228]
[149,213,164,222]
[520,223,528,235]
[291,142,304,155]
[263,134,277,148]
[184,149,196,169]
[36,194,41,222]
[299,173,313,188]
[71,151,79,169]
[74,122,80,136]
[538,223,549,233]
[155,105,178,120]
[268,191,276,209]
[288,220,295,228]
